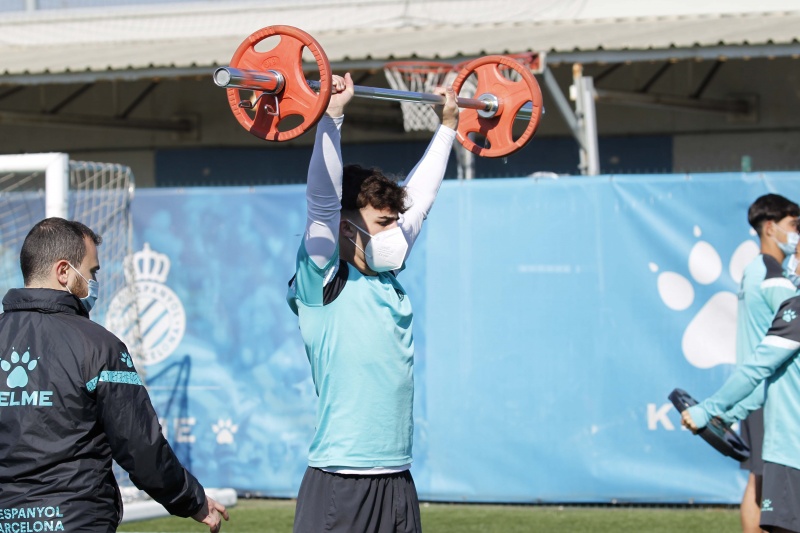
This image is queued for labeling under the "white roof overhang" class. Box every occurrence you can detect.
[0,3,798,85]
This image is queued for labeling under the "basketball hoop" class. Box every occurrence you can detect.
[383,61,454,132]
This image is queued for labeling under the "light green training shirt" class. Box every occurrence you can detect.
[288,243,414,468]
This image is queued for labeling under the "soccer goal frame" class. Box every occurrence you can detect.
[0,152,70,218]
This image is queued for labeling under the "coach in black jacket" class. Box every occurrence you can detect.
[0,218,228,533]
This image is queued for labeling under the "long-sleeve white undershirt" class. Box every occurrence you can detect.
[304,114,457,271]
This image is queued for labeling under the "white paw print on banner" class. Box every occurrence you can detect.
[650,225,759,369]
[212,419,238,445]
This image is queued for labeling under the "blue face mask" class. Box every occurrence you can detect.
[785,254,800,289]
[66,262,99,313]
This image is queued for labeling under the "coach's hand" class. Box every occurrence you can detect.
[192,495,230,533]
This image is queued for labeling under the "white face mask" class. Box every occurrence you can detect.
[773,224,800,256]
[347,221,408,272]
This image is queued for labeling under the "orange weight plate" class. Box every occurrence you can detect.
[226,25,332,142]
[451,55,543,158]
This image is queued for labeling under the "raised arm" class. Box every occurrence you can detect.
[399,86,459,256]
[304,74,354,268]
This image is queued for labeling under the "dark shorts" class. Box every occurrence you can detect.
[740,408,764,475]
[293,467,422,533]
[760,462,800,532]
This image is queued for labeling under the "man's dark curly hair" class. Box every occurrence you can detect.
[341,165,407,214]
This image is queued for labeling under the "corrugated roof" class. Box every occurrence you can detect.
[0,3,798,80]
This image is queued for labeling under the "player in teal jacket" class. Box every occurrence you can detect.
[684,293,800,533]
[717,194,799,533]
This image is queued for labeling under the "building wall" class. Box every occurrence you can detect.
[673,131,800,173]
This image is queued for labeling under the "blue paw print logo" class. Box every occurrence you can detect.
[0,349,38,388]
[783,309,797,323]
[762,498,774,512]
[120,352,133,368]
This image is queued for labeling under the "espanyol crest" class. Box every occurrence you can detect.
[106,243,186,366]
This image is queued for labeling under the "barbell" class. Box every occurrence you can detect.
[213,25,543,158]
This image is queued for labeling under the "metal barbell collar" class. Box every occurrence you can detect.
[214,67,285,94]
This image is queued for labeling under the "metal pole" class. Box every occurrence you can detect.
[594,88,751,115]
[0,110,193,133]
[307,79,494,112]
[542,67,585,151]
[580,76,600,176]
[214,67,536,122]
[571,64,600,176]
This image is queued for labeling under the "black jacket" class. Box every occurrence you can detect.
[0,289,204,532]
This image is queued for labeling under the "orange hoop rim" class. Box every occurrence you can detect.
[453,52,538,73]
[383,60,455,74]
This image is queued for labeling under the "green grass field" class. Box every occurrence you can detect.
[118,499,740,533]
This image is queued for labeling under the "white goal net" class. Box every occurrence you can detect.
[384,61,454,133]
[69,160,142,360]
[68,159,149,505]
[0,156,49,293]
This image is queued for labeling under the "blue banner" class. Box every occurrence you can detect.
[115,172,800,503]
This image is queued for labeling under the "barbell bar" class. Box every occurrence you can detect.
[215,25,543,157]
[214,66,536,122]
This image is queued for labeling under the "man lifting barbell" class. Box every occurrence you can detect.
[214,25,543,158]
[286,72,458,533]
[215,24,542,531]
